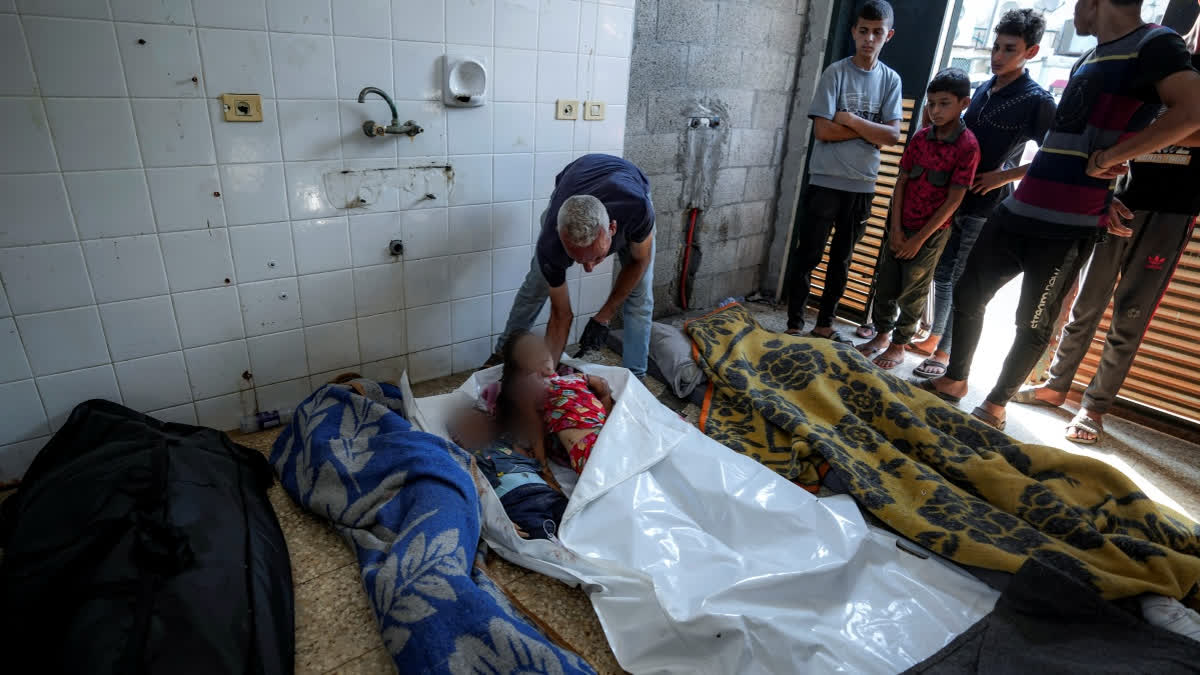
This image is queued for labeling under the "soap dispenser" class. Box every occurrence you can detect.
[443,55,487,107]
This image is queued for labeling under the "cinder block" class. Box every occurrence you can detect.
[658,0,718,43]
[767,8,806,54]
[629,43,689,91]
[652,282,680,318]
[752,91,792,130]
[716,3,775,48]
[687,46,743,89]
[635,0,658,38]
[711,167,748,206]
[623,133,681,175]
[648,173,684,211]
[744,166,778,202]
[740,51,797,93]
[739,200,771,235]
[696,203,738,245]
[625,95,649,136]
[647,89,699,134]
[704,89,755,128]
[726,128,777,167]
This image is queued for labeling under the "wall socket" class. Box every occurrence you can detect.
[583,100,606,121]
[556,99,579,120]
[221,93,263,122]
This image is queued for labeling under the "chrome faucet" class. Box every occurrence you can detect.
[357,86,423,138]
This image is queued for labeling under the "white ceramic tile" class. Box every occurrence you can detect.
[116,23,203,97]
[349,212,401,266]
[356,310,405,361]
[596,3,632,57]
[64,170,155,239]
[491,200,532,248]
[491,289,515,332]
[492,153,533,202]
[0,174,74,246]
[284,160,341,219]
[492,102,534,153]
[246,329,307,385]
[337,100,395,160]
[358,355,405,382]
[353,263,404,316]
[534,151,572,199]
[305,319,359,371]
[160,228,235,292]
[0,318,31,383]
[98,295,180,361]
[194,391,246,429]
[0,244,92,314]
[391,0,443,41]
[572,112,591,151]
[579,272,611,313]
[0,380,48,445]
[239,277,301,336]
[405,301,450,352]
[132,98,217,167]
[402,256,451,307]
[148,402,196,425]
[111,0,194,24]
[254,377,309,412]
[536,51,577,103]
[445,0,492,44]
[45,98,141,171]
[16,0,108,19]
[0,99,56,172]
[538,0,579,53]
[146,166,225,232]
[449,250,491,300]
[451,336,490,373]
[492,244,531,292]
[407,345,450,382]
[0,17,36,95]
[210,98,281,163]
[17,307,108,375]
[82,235,169,303]
[277,100,341,161]
[0,284,8,317]
[23,17,125,96]
[447,154,491,206]
[229,221,296,282]
[493,48,536,102]
[392,41,443,100]
[494,0,538,48]
[172,286,243,348]
[268,0,331,33]
[447,105,492,155]
[589,105,625,150]
[394,101,446,157]
[333,0,389,37]
[195,0,265,28]
[37,364,121,429]
[184,339,249,399]
[334,36,391,99]
[197,28,274,97]
[298,269,355,325]
[597,0,633,6]
[0,435,47,482]
[450,294,490,342]
[400,208,448,260]
[446,204,490,254]
[578,0,597,54]
[270,33,336,99]
[115,351,191,411]
[293,217,351,274]
[593,55,629,105]
[220,163,289,225]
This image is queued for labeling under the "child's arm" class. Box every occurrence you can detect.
[585,374,615,414]
[894,185,968,260]
[813,117,861,142]
[834,112,902,147]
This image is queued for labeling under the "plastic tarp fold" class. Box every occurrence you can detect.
[408,363,999,674]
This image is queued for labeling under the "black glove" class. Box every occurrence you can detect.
[574,318,610,358]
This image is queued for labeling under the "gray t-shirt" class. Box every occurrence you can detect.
[807,57,903,194]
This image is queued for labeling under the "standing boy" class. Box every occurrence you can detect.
[910,9,1058,378]
[785,0,903,341]
[858,69,979,369]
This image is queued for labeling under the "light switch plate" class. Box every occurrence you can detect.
[220,93,263,122]
[556,99,579,120]
[583,100,605,121]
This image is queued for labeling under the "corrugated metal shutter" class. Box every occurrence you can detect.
[808,99,915,321]
[1075,225,1200,424]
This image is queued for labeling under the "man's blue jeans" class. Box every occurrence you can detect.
[930,212,988,353]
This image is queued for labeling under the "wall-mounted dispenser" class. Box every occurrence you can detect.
[443,55,487,107]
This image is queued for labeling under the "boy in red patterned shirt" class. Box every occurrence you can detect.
[858,68,979,369]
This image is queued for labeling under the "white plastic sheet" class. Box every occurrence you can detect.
[410,363,999,674]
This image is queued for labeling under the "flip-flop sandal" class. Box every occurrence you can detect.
[1065,413,1103,445]
[913,358,947,378]
[914,378,962,404]
[855,323,877,339]
[905,343,934,356]
[971,406,1007,431]
[1011,387,1063,408]
[872,353,903,370]
[784,328,804,336]
[810,330,854,344]
[856,341,886,358]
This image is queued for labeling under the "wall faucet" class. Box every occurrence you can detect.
[357,86,423,138]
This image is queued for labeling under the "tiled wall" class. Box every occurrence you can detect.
[0,0,634,475]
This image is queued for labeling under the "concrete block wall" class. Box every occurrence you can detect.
[624,0,807,313]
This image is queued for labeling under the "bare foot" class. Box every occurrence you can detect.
[857,333,891,356]
[930,375,968,400]
[810,326,832,338]
[873,343,905,370]
[907,334,940,355]
[1034,386,1067,406]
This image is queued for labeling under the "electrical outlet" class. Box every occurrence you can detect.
[583,100,606,121]
[556,99,579,120]
[220,93,263,122]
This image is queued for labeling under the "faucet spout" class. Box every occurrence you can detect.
[357,86,398,123]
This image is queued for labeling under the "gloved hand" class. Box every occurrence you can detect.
[574,318,610,358]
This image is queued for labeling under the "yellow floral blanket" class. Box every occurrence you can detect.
[686,304,1200,607]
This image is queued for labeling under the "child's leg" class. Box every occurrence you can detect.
[892,228,951,346]
[859,243,902,355]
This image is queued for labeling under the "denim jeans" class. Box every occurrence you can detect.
[930,212,988,353]
[498,211,654,377]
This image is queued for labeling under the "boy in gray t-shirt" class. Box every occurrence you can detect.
[786,0,903,341]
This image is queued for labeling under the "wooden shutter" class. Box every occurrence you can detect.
[1074,224,1200,425]
[807,99,915,321]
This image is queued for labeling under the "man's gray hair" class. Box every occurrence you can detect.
[557,195,609,247]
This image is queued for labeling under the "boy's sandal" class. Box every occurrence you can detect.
[905,343,934,356]
[855,323,877,339]
[971,406,1006,431]
[913,358,947,379]
[1065,413,1103,445]
[784,328,805,336]
[810,330,854,344]
[914,378,962,404]
[1011,387,1063,408]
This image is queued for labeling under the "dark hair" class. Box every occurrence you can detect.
[1109,0,1144,5]
[496,329,533,427]
[856,0,894,27]
[928,67,971,99]
[994,8,1046,48]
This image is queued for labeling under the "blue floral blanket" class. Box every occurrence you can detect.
[270,380,595,674]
